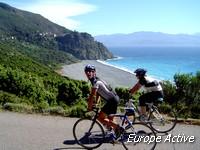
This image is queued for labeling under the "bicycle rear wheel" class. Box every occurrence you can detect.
[73,118,105,149]
[148,107,177,133]
[121,122,157,150]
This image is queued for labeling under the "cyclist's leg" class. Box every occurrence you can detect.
[139,94,148,115]
[98,111,118,129]
[147,91,177,133]
[99,97,124,138]
[98,98,119,129]
[151,91,164,105]
[139,92,162,114]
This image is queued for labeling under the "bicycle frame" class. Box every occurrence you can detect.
[125,99,157,118]
[109,113,132,129]
[73,103,157,150]
[87,108,100,133]
[90,107,133,133]
[109,109,157,150]
[126,99,177,133]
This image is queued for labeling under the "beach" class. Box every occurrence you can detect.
[60,60,137,88]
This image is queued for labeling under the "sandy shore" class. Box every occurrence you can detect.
[60,60,137,88]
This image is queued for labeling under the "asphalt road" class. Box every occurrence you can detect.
[0,112,199,150]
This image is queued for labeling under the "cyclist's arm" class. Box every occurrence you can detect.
[87,87,97,111]
[129,82,142,94]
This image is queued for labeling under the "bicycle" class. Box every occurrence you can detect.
[125,98,177,133]
[73,104,157,150]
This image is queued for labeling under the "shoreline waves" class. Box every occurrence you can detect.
[97,59,135,75]
[99,59,163,81]
[107,47,200,81]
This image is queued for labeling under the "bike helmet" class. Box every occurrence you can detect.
[84,64,96,72]
[134,68,147,76]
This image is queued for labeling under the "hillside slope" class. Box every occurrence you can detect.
[0,2,113,60]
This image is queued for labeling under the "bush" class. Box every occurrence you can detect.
[68,105,87,118]
[190,104,200,119]
[158,103,172,114]
[162,81,177,104]
[34,101,49,113]
[162,72,200,119]
[67,99,87,118]
[57,81,82,105]
[115,87,130,106]
[0,105,3,111]
[175,103,191,119]
[0,91,28,105]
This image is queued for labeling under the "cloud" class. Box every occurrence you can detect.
[21,0,97,30]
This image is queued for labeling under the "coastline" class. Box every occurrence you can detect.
[60,60,137,88]
[97,59,134,75]
[101,57,165,81]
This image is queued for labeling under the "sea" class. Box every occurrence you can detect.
[103,47,200,81]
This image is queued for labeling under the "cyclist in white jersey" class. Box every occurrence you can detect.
[84,64,122,137]
[129,68,164,121]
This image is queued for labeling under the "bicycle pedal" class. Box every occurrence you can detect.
[110,140,116,145]
[110,140,120,145]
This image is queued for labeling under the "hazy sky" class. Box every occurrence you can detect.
[1,0,200,36]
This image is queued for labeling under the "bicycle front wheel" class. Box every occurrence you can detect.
[148,108,177,133]
[121,122,157,150]
[73,118,105,149]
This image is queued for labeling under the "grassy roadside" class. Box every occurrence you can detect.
[177,118,200,126]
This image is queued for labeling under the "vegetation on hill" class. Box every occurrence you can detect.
[0,41,78,69]
[0,2,113,117]
[0,42,90,117]
[162,72,200,119]
[0,2,69,36]
[0,2,113,60]
[56,31,113,60]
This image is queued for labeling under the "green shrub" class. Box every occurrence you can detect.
[34,101,49,113]
[0,105,3,111]
[162,81,177,104]
[158,103,172,114]
[67,99,87,117]
[190,104,200,119]
[57,81,82,105]
[68,105,87,118]
[0,91,27,105]
[175,103,191,119]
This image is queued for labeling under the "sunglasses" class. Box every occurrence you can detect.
[85,70,95,73]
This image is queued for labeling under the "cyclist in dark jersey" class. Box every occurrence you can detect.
[84,64,122,136]
[129,68,164,121]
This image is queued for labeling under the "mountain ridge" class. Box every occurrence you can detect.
[95,31,200,47]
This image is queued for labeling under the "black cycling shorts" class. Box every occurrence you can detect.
[101,96,119,115]
[139,91,163,106]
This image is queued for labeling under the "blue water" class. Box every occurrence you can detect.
[105,47,200,80]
